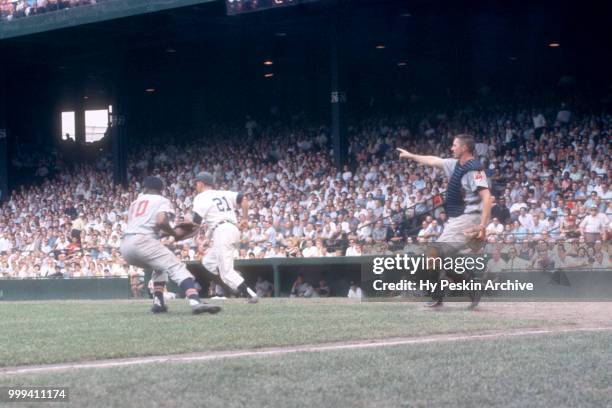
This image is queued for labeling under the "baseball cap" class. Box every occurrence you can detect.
[143,176,163,191]
[195,172,215,186]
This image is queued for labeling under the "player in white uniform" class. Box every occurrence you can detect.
[120,176,221,315]
[191,172,258,303]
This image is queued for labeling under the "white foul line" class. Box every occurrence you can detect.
[2,326,611,376]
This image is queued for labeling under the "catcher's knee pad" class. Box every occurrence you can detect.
[426,243,457,261]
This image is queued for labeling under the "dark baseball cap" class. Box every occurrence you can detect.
[143,176,163,191]
[195,172,215,186]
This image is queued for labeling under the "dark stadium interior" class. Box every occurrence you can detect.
[1,0,610,148]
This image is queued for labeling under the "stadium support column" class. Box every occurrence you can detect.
[111,103,128,188]
[75,98,86,150]
[0,68,8,202]
[330,7,348,170]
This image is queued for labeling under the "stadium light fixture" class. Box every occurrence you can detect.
[263,60,274,66]
[376,44,386,49]
[145,88,156,93]
[548,42,560,48]
[264,73,274,78]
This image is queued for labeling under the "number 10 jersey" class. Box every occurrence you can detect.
[124,193,175,236]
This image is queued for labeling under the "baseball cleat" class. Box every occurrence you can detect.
[467,278,482,310]
[151,304,168,314]
[468,291,482,310]
[424,300,443,308]
[191,303,221,315]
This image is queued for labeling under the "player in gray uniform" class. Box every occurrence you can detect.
[120,176,221,315]
[190,172,259,303]
[398,134,492,308]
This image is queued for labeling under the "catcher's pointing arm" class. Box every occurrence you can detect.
[396,148,445,169]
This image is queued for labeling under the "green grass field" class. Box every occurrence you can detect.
[1,299,610,408]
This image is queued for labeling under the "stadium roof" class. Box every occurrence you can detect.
[2,0,609,84]
[0,0,610,139]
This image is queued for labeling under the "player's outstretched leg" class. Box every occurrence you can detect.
[151,281,168,313]
[165,256,221,314]
[237,281,259,303]
[178,277,221,314]
[150,271,168,313]
[424,245,443,307]
[220,253,258,303]
[205,242,258,303]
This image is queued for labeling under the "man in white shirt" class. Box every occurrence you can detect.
[580,206,608,242]
[255,276,273,297]
[301,240,320,258]
[347,282,363,299]
[486,218,504,237]
[592,251,611,269]
[553,246,583,269]
[486,249,509,274]
[345,240,362,256]
[0,233,11,253]
[518,208,535,231]
[509,199,528,215]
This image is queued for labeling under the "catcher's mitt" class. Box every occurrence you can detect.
[173,222,199,241]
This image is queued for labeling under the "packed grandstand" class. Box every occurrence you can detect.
[0,104,610,279]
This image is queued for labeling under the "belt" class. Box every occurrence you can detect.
[122,233,156,239]
[449,212,481,218]
[210,220,235,234]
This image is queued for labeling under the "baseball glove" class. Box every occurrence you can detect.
[173,222,199,241]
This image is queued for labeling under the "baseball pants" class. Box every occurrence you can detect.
[429,213,482,301]
[202,223,245,291]
[120,235,194,285]
[436,213,482,249]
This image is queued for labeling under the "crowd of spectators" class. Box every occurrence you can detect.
[0,103,610,280]
[0,0,99,21]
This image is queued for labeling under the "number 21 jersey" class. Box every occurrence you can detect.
[192,190,239,229]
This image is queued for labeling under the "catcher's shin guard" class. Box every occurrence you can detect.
[425,245,444,302]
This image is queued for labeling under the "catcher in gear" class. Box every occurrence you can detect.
[398,134,491,309]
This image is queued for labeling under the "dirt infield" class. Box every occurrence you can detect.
[475,301,612,326]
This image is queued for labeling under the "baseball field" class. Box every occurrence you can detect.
[1,299,611,407]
